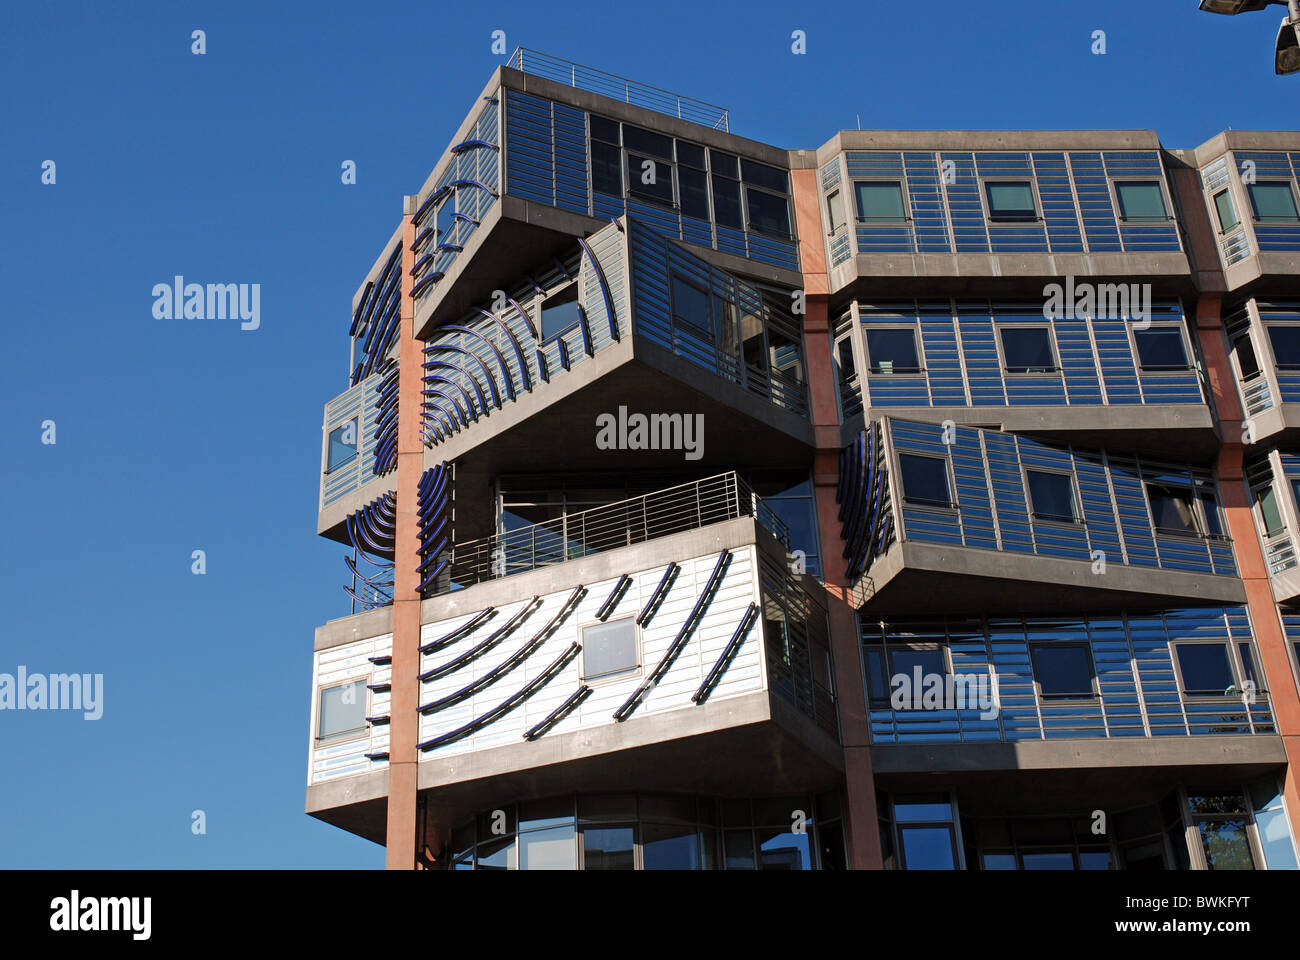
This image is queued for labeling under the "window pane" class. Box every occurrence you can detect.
[855,181,906,221]
[642,823,701,870]
[622,125,672,159]
[327,419,358,472]
[1116,181,1167,221]
[745,187,790,236]
[819,821,847,870]
[1175,644,1235,695]
[436,197,456,240]
[1257,484,1284,534]
[1031,644,1095,698]
[835,337,856,382]
[1122,840,1167,871]
[589,115,619,144]
[318,680,366,739]
[712,175,743,228]
[865,328,920,373]
[582,618,638,679]
[582,826,634,869]
[1078,850,1113,870]
[893,796,952,822]
[999,327,1054,372]
[1254,806,1300,871]
[709,150,739,180]
[627,154,673,204]
[1027,470,1077,522]
[865,649,889,705]
[675,140,705,169]
[669,275,713,340]
[1268,326,1300,368]
[1234,334,1261,378]
[756,826,813,870]
[519,824,575,870]
[1249,182,1300,221]
[476,835,517,870]
[678,166,709,220]
[1198,488,1223,537]
[898,455,950,506]
[1187,789,1248,816]
[1021,851,1076,870]
[1135,328,1189,369]
[982,853,1018,870]
[741,158,789,193]
[827,190,845,232]
[1215,189,1239,232]
[899,826,956,869]
[1195,819,1256,870]
[985,181,1036,220]
[519,797,574,831]
[724,830,755,869]
[889,649,947,695]
[591,140,622,196]
[540,288,582,341]
[1147,482,1197,535]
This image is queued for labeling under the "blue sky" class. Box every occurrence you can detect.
[0,0,1295,868]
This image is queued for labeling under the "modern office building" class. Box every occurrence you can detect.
[306,49,1300,870]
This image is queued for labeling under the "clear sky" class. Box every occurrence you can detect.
[0,0,1295,868]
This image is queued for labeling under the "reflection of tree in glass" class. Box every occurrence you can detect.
[1198,819,1254,870]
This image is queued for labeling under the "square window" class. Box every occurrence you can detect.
[540,287,582,342]
[999,327,1055,373]
[627,154,674,205]
[1174,643,1236,696]
[1030,643,1096,699]
[1268,326,1300,369]
[855,181,907,222]
[327,418,358,472]
[745,187,791,237]
[1146,482,1198,536]
[1214,189,1239,233]
[1248,182,1300,222]
[1134,328,1189,370]
[670,275,713,340]
[984,181,1037,222]
[865,328,920,374]
[898,454,951,507]
[318,680,367,741]
[898,826,957,870]
[582,617,638,680]
[1115,181,1168,222]
[1027,470,1077,522]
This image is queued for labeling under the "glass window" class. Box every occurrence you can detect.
[1146,482,1198,536]
[887,648,948,705]
[1268,326,1300,369]
[622,125,672,159]
[724,829,755,869]
[982,853,1018,870]
[675,140,705,169]
[1078,850,1114,870]
[999,327,1055,372]
[1021,851,1076,870]
[318,680,367,740]
[1256,484,1284,535]
[1134,328,1189,369]
[855,181,906,222]
[899,826,957,869]
[436,196,456,242]
[1030,643,1096,699]
[326,418,358,472]
[745,187,791,237]
[898,455,951,507]
[1174,643,1236,696]
[741,159,789,194]
[642,823,701,870]
[756,826,812,870]
[1121,839,1167,871]
[669,274,713,340]
[581,618,638,680]
[1234,333,1261,379]
[712,175,743,229]
[476,835,516,870]
[589,115,619,144]
[865,328,920,374]
[835,337,856,383]
[893,796,953,822]
[1193,817,1256,870]
[540,286,582,342]
[678,166,710,220]
[1248,182,1300,222]
[1214,189,1239,233]
[1198,485,1224,537]
[627,154,674,204]
[1249,778,1300,871]
[827,190,845,233]
[1027,470,1077,522]
[582,826,634,869]
[709,150,739,179]
[985,181,1037,221]
[591,140,622,196]
[1115,181,1168,221]
[519,825,575,870]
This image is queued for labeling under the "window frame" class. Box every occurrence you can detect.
[995,323,1059,375]
[316,678,370,745]
[742,182,793,239]
[1130,323,1192,372]
[1143,478,1214,540]
[1213,188,1240,235]
[667,271,716,343]
[324,416,360,475]
[896,452,956,511]
[1170,641,1251,700]
[579,615,642,684]
[863,324,923,376]
[1111,179,1172,224]
[981,178,1041,224]
[1028,641,1099,703]
[853,179,909,224]
[826,189,846,235]
[1264,322,1300,371]
[1023,467,1081,526]
[536,280,584,344]
[1247,180,1300,223]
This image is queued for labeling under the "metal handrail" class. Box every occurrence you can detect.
[506,48,730,132]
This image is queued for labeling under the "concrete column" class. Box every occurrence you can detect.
[386,199,423,869]
[791,167,884,869]
[1195,293,1300,847]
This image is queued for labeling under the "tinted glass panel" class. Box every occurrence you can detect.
[627,154,673,204]
[855,181,906,221]
[1122,840,1167,871]
[1135,328,1189,369]
[1235,334,1261,378]
[983,853,1018,870]
[1147,482,1197,535]
[678,166,709,220]
[1256,484,1283,534]
[1249,182,1300,221]
[327,419,358,471]
[519,825,575,870]
[582,826,634,869]
[1078,850,1114,870]
[899,826,956,869]
[724,830,755,869]
[318,680,366,739]
[477,835,516,870]
[709,150,739,179]
[893,797,952,822]
[1027,470,1076,522]
[1268,326,1300,368]
[670,275,713,339]
[622,125,672,159]
[866,328,919,373]
[591,140,622,196]
[1022,851,1075,870]
[827,190,845,232]
[582,618,638,679]
[741,158,789,193]
[712,175,743,228]
[756,827,812,870]
[642,823,700,870]
[745,187,791,236]
[985,181,1036,220]
[1195,819,1255,870]
[1031,644,1095,698]
[898,455,950,506]
[1116,182,1167,221]
[675,140,705,168]
[589,115,619,144]
[1198,488,1223,537]
[999,327,1054,372]
[540,288,582,341]
[1175,643,1235,695]
[1215,189,1239,232]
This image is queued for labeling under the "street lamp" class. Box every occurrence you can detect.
[1199,0,1300,74]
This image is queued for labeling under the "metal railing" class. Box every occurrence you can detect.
[434,472,789,595]
[506,48,730,132]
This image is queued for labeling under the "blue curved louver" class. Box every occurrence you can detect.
[343,491,397,609]
[837,425,892,580]
[416,463,453,595]
[350,243,403,386]
[371,359,399,476]
[450,139,499,154]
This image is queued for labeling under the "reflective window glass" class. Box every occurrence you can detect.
[1115,181,1167,221]
[898,455,951,507]
[1134,328,1189,369]
[985,181,1036,221]
[1175,644,1236,695]
[1268,326,1300,368]
[1249,182,1300,222]
[1027,470,1077,522]
[999,327,1055,372]
[866,328,920,373]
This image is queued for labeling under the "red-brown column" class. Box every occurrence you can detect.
[1195,293,1300,844]
[386,201,423,869]
[792,168,884,869]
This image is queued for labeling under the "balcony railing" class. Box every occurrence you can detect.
[431,472,789,596]
[506,48,730,132]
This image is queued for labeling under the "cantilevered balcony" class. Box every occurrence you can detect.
[1245,452,1300,604]
[836,418,1244,616]
[1225,298,1300,444]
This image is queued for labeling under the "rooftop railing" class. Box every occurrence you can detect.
[431,472,788,596]
[506,47,730,132]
